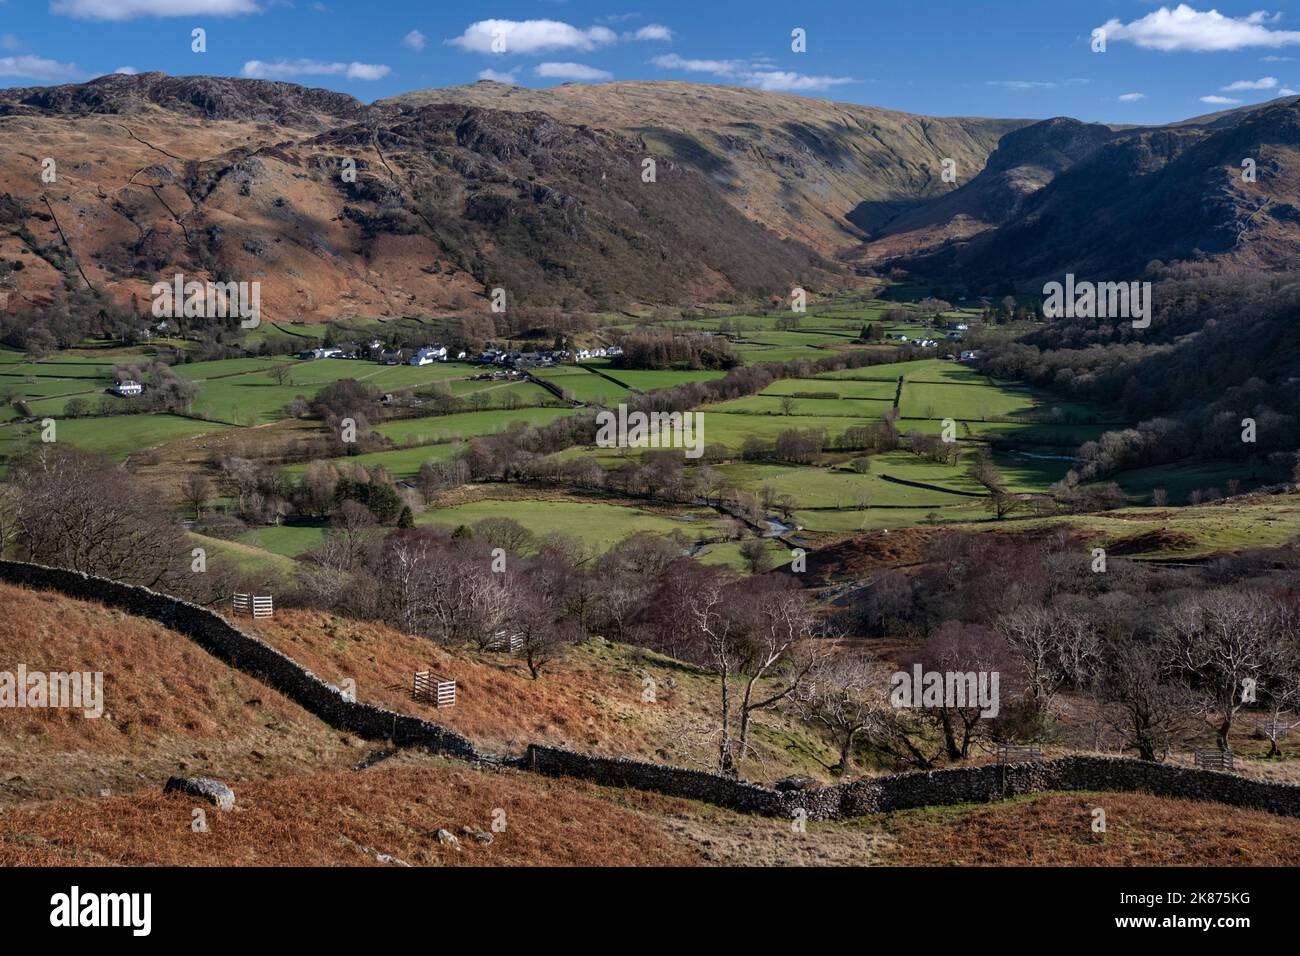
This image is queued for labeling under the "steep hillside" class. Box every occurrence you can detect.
[384,80,1029,256]
[0,581,355,805]
[248,608,837,783]
[0,74,841,326]
[907,99,1300,287]
[867,117,1117,260]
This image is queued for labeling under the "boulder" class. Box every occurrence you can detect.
[773,775,819,792]
[163,776,235,811]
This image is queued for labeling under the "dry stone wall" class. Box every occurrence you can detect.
[7,560,1300,823]
[0,560,485,762]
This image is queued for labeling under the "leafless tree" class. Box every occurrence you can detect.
[472,517,536,556]
[510,591,580,679]
[181,473,213,520]
[796,651,889,775]
[1097,638,1191,761]
[917,621,1012,761]
[681,567,750,775]
[1160,589,1282,751]
[996,605,1098,722]
[1257,614,1300,757]
[9,445,195,596]
[735,582,824,752]
[738,538,772,574]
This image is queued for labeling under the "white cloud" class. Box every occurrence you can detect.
[987,80,1057,90]
[748,71,853,92]
[535,61,612,81]
[1222,76,1277,90]
[631,24,673,42]
[0,33,18,51]
[1118,92,1147,102]
[403,30,426,52]
[345,62,390,81]
[0,54,84,82]
[1098,5,1300,52]
[651,53,744,77]
[1262,55,1294,62]
[650,53,851,92]
[448,19,616,55]
[1280,87,1299,95]
[114,65,139,74]
[1199,94,1242,104]
[241,58,391,81]
[477,68,516,83]
[51,0,260,20]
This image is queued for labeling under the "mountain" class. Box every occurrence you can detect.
[899,99,1300,289]
[863,117,1117,261]
[384,81,1029,258]
[0,71,362,129]
[3,73,1295,327]
[0,74,846,324]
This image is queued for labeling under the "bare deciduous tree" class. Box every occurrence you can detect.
[796,651,889,775]
[1160,589,1282,751]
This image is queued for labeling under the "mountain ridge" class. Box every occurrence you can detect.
[2,74,1298,325]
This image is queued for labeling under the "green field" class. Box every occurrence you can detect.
[710,395,887,417]
[609,369,728,391]
[765,377,898,401]
[418,498,725,552]
[533,367,629,404]
[186,359,491,424]
[375,407,575,446]
[282,441,463,480]
[696,410,889,450]
[987,498,1300,559]
[8,300,1252,567]
[190,531,299,577]
[236,523,330,558]
[0,414,228,462]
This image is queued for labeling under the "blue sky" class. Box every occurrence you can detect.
[1,1,1299,123]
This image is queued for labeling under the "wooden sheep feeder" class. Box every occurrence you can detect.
[232,593,274,619]
[486,631,523,653]
[995,743,1043,764]
[1193,749,1234,772]
[412,670,456,709]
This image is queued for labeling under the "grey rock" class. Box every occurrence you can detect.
[163,776,235,811]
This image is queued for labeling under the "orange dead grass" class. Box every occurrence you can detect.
[0,758,703,867]
[0,583,355,804]
[250,609,838,781]
[867,792,1300,866]
[252,609,680,758]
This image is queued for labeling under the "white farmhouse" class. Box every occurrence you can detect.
[409,346,448,366]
